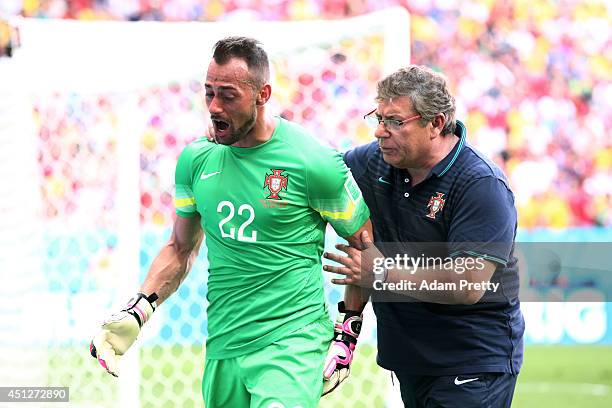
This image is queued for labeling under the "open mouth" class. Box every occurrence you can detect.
[212,119,230,135]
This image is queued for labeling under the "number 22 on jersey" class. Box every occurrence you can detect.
[216,200,258,242]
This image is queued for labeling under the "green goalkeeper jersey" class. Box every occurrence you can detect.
[174,117,370,359]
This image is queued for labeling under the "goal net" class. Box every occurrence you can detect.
[1,8,410,407]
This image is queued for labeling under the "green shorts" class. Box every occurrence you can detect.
[202,318,333,408]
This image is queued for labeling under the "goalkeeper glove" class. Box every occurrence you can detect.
[322,301,362,396]
[90,292,158,377]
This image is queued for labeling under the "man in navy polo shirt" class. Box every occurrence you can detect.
[324,65,524,407]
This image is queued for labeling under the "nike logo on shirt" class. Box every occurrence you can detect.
[201,171,221,180]
[378,176,391,185]
[454,377,479,385]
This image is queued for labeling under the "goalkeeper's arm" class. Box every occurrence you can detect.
[322,221,372,395]
[139,214,203,303]
[90,215,203,377]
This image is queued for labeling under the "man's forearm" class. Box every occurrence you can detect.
[379,259,496,305]
[140,243,198,304]
[382,265,462,303]
[343,285,370,312]
[341,218,374,312]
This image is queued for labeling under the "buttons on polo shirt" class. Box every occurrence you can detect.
[404,192,410,198]
[404,178,410,183]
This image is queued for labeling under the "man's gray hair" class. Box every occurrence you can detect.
[376,65,456,135]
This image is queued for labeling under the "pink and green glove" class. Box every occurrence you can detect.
[322,301,363,396]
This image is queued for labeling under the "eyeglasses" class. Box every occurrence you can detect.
[363,108,421,132]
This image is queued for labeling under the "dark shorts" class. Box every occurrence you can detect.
[393,371,518,408]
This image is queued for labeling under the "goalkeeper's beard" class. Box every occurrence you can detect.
[214,104,257,146]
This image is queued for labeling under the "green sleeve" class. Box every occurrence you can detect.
[307,147,370,237]
[174,143,198,218]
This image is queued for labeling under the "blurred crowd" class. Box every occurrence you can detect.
[406,0,611,229]
[2,0,394,21]
[7,0,612,229]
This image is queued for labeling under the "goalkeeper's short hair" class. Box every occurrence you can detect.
[212,36,270,90]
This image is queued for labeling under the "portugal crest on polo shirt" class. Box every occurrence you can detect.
[264,169,289,200]
[426,192,446,219]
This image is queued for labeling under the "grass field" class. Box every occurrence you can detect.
[54,344,612,407]
[513,345,612,408]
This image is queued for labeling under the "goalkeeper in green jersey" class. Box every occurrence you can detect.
[90,36,371,407]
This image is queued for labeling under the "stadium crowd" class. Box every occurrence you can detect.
[6,0,611,229]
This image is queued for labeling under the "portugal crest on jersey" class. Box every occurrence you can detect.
[264,169,289,200]
[426,192,445,219]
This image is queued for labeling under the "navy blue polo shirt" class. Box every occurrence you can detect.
[344,121,524,375]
